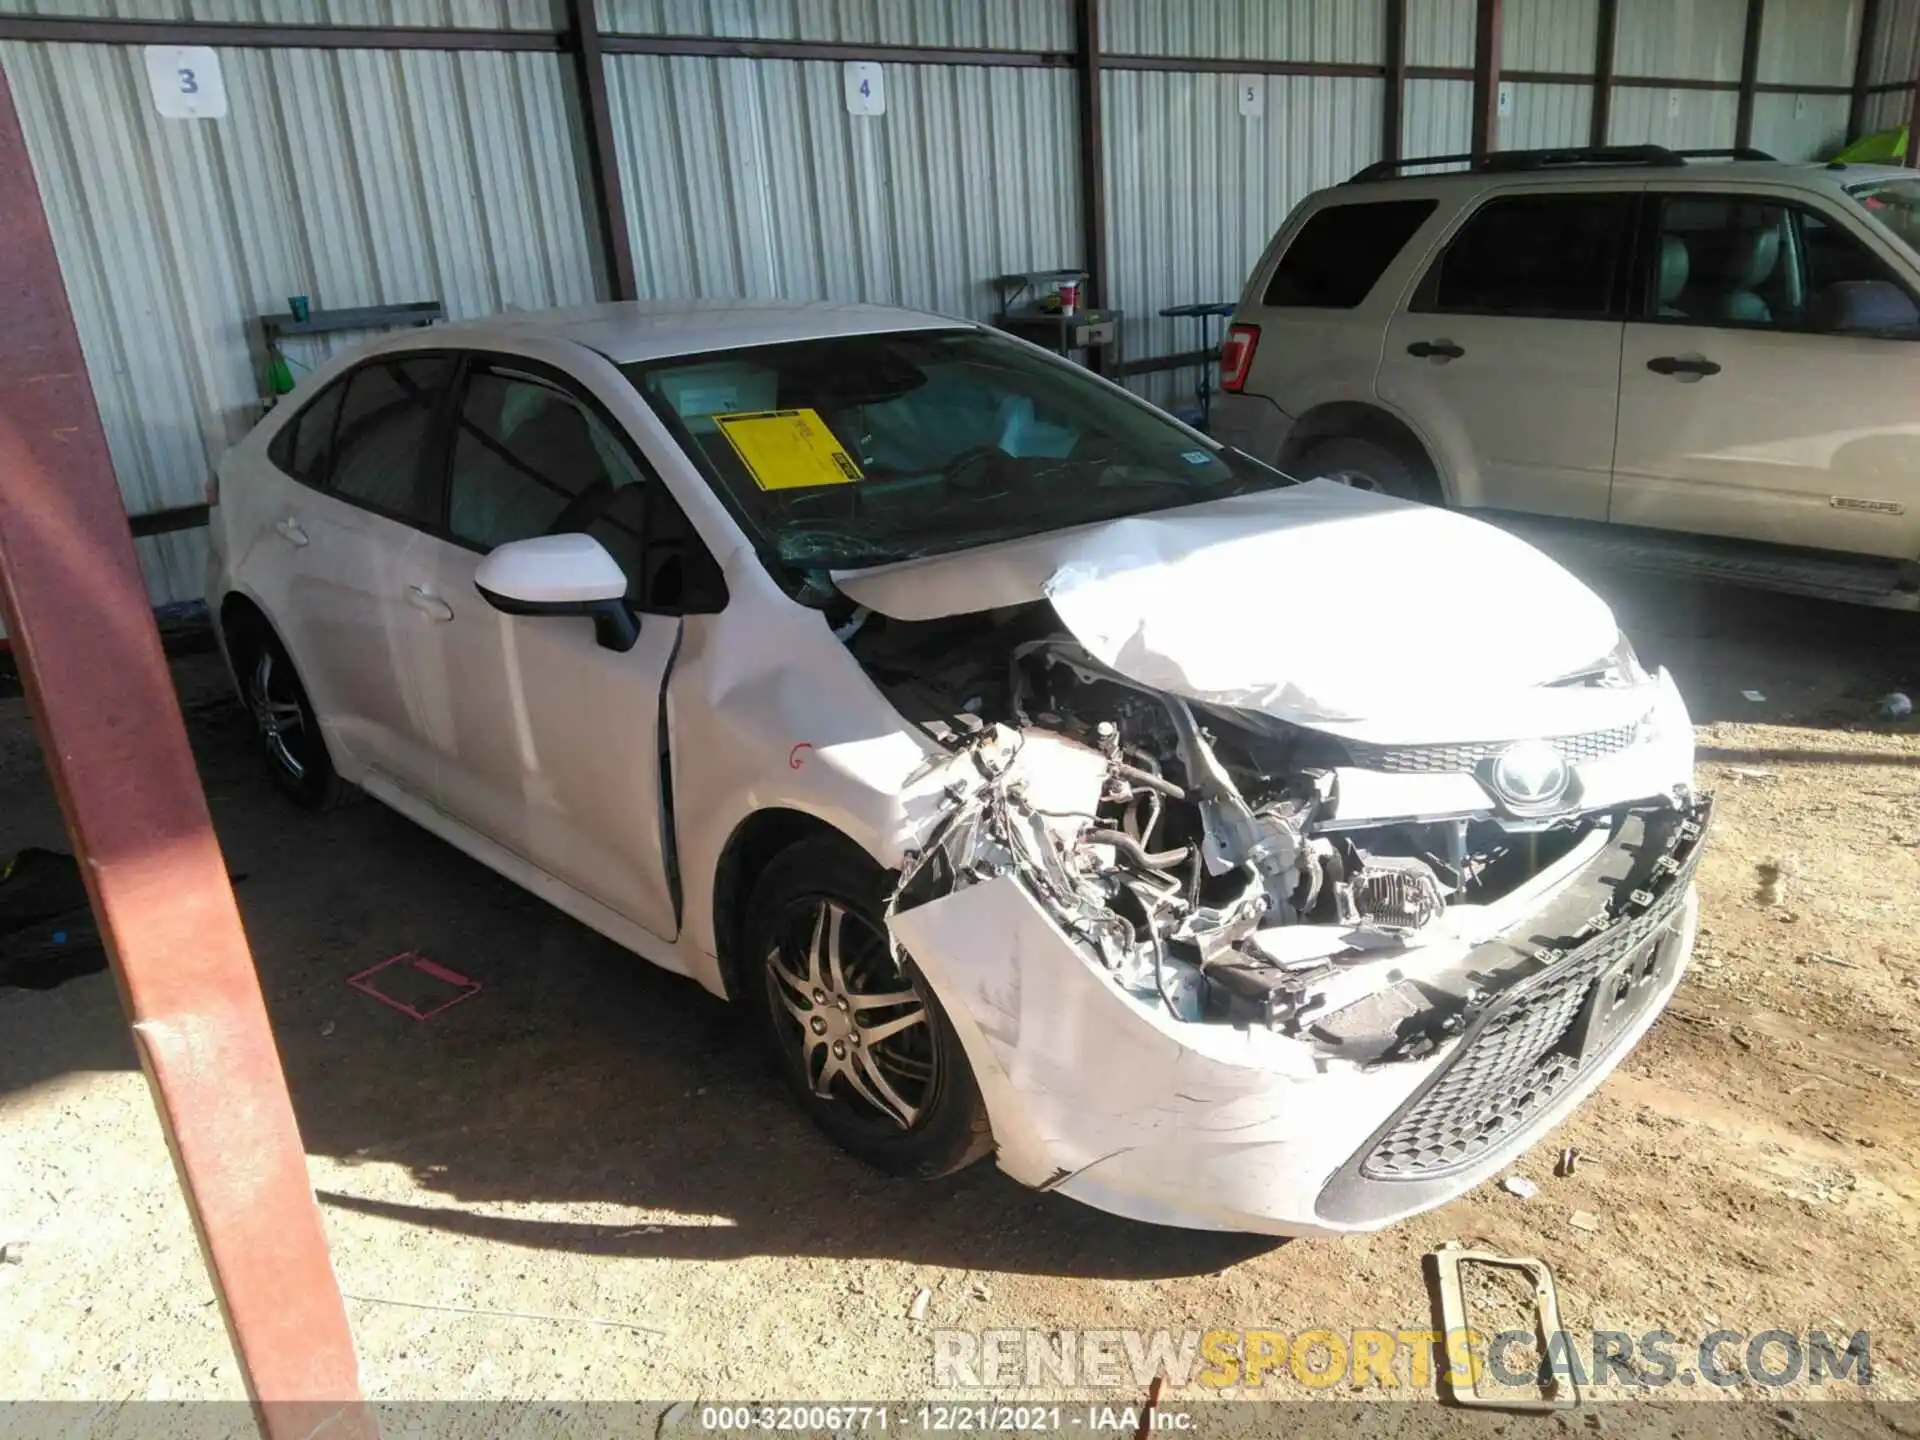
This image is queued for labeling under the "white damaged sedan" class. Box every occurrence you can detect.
[206,300,1708,1235]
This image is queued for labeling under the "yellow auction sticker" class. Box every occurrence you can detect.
[714,408,864,491]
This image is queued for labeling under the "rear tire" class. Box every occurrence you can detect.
[1294,436,1441,504]
[226,616,348,811]
[742,835,992,1179]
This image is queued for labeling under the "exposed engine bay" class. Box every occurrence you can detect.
[842,600,1690,1056]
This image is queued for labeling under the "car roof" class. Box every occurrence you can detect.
[409,298,975,365]
[1332,159,1909,202]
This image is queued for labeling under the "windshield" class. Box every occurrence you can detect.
[623,329,1292,582]
[1849,176,1920,257]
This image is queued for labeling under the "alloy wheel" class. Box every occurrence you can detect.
[764,898,936,1131]
[247,649,307,781]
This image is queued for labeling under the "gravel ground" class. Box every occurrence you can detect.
[3,569,1920,1428]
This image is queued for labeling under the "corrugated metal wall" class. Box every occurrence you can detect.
[1759,0,1861,87]
[1751,90,1850,160]
[1613,0,1746,81]
[1866,0,1918,86]
[605,54,1078,320]
[1502,82,1592,150]
[1606,84,1740,148]
[600,0,1071,49]
[1502,0,1597,72]
[1863,85,1914,133]
[1104,70,1383,407]
[1754,0,1861,160]
[0,35,598,607]
[1097,0,1383,408]
[1405,0,1473,68]
[0,0,556,25]
[1404,76,1472,157]
[1099,0,1380,62]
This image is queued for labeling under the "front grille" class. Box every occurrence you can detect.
[1357,800,1709,1182]
[1342,724,1639,775]
[1360,911,1663,1179]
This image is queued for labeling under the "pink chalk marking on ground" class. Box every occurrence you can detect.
[346,951,482,1021]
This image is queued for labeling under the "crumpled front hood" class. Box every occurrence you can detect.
[832,479,1621,725]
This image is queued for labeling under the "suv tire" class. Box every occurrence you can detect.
[1294,436,1441,505]
[742,835,993,1179]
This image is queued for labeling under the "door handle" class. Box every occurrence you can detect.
[273,517,309,547]
[406,585,454,622]
[1647,355,1722,378]
[1407,339,1465,360]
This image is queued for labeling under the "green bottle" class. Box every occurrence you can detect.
[267,350,295,396]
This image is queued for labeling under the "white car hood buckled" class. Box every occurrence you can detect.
[832,479,1620,724]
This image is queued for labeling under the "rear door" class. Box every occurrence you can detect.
[1612,189,1920,556]
[241,354,454,798]
[1377,188,1639,520]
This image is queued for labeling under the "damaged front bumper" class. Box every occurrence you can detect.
[890,795,1710,1236]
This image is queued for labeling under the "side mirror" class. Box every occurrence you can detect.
[474,534,638,653]
[1810,279,1920,335]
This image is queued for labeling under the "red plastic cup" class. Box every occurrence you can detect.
[1057,279,1080,312]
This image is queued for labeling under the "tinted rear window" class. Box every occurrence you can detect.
[1418,192,1635,318]
[1262,199,1437,308]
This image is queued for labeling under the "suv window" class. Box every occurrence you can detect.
[266,376,347,487]
[1642,194,1918,333]
[1417,192,1635,319]
[328,357,454,526]
[1262,199,1436,308]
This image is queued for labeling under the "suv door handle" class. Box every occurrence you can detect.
[273,517,309,547]
[1407,340,1465,360]
[1647,355,1722,378]
[406,585,454,622]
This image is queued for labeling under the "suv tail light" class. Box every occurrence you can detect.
[1219,324,1260,392]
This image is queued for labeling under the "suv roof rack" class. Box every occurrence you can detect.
[1348,144,1778,184]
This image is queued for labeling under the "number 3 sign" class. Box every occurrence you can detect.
[144,46,228,120]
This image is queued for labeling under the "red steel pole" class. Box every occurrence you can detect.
[0,64,372,1440]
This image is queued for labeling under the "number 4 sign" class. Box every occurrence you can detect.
[844,61,886,116]
[144,46,228,120]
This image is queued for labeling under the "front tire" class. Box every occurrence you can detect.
[742,836,992,1179]
[1294,436,1441,504]
[226,617,347,811]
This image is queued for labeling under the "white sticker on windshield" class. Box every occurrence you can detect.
[1182,450,1214,465]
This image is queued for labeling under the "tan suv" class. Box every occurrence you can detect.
[1210,145,1920,608]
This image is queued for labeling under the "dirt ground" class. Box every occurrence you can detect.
[5,566,1920,1425]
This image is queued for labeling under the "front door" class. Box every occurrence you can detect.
[410,357,684,941]
[1612,190,1920,557]
[1377,189,1638,521]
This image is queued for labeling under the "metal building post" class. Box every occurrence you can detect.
[566,0,638,302]
[1591,0,1618,147]
[1850,0,1883,141]
[1471,0,1503,158]
[1735,0,1766,149]
[1383,0,1406,162]
[1074,0,1110,332]
[0,65,372,1440]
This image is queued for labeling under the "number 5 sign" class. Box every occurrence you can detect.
[144,46,228,120]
